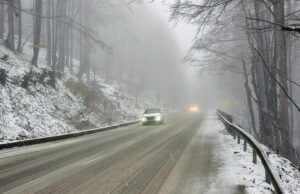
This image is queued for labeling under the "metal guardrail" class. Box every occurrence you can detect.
[0,120,139,150]
[217,110,285,194]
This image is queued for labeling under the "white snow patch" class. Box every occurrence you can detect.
[212,111,300,194]
[0,41,156,142]
[0,43,83,142]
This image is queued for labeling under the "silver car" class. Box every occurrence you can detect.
[141,108,164,125]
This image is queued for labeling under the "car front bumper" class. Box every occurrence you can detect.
[142,117,163,124]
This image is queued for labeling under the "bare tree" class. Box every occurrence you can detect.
[16,0,21,53]
[242,60,258,138]
[0,2,6,40]
[69,0,74,72]
[5,0,14,51]
[78,0,83,78]
[46,0,52,66]
[31,0,42,66]
[272,0,290,158]
[57,0,66,72]
[164,0,297,161]
[51,0,57,71]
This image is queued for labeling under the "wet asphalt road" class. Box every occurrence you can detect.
[0,113,245,194]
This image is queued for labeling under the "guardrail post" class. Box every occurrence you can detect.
[265,169,271,184]
[217,110,285,194]
[253,150,257,164]
[237,134,240,144]
[243,139,247,151]
[229,125,233,136]
[230,129,234,137]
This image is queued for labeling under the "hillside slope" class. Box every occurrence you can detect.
[0,44,150,142]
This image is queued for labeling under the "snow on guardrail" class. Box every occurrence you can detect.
[0,120,139,150]
[217,110,285,194]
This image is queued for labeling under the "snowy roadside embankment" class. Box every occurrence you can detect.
[0,42,152,143]
[0,44,84,142]
[214,117,300,194]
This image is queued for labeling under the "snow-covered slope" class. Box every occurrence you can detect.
[216,118,300,194]
[0,43,151,143]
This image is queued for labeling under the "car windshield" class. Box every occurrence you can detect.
[144,109,161,114]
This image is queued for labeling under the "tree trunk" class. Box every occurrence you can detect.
[253,0,273,146]
[78,0,84,78]
[16,0,22,53]
[273,0,291,159]
[69,0,74,73]
[52,0,57,71]
[65,27,70,68]
[0,4,5,39]
[5,0,15,51]
[286,0,294,148]
[31,0,42,66]
[70,24,73,72]
[84,2,90,81]
[242,60,258,138]
[46,0,52,66]
[288,46,294,146]
[57,0,66,73]
[65,0,70,68]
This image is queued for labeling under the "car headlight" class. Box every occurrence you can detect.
[142,117,147,122]
[189,106,199,112]
[155,116,161,121]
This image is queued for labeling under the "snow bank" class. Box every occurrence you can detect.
[215,116,300,194]
[0,44,83,142]
[263,145,300,194]
[0,41,153,142]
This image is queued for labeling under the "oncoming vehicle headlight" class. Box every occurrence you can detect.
[142,117,147,122]
[155,116,161,122]
[189,106,199,112]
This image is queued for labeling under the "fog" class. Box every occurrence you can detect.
[80,1,189,109]
[16,0,189,109]
[1,0,299,162]
[98,4,187,107]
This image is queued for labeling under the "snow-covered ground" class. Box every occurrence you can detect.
[0,41,153,142]
[213,114,300,194]
[0,44,80,142]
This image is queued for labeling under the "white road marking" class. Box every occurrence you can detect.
[83,155,103,165]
